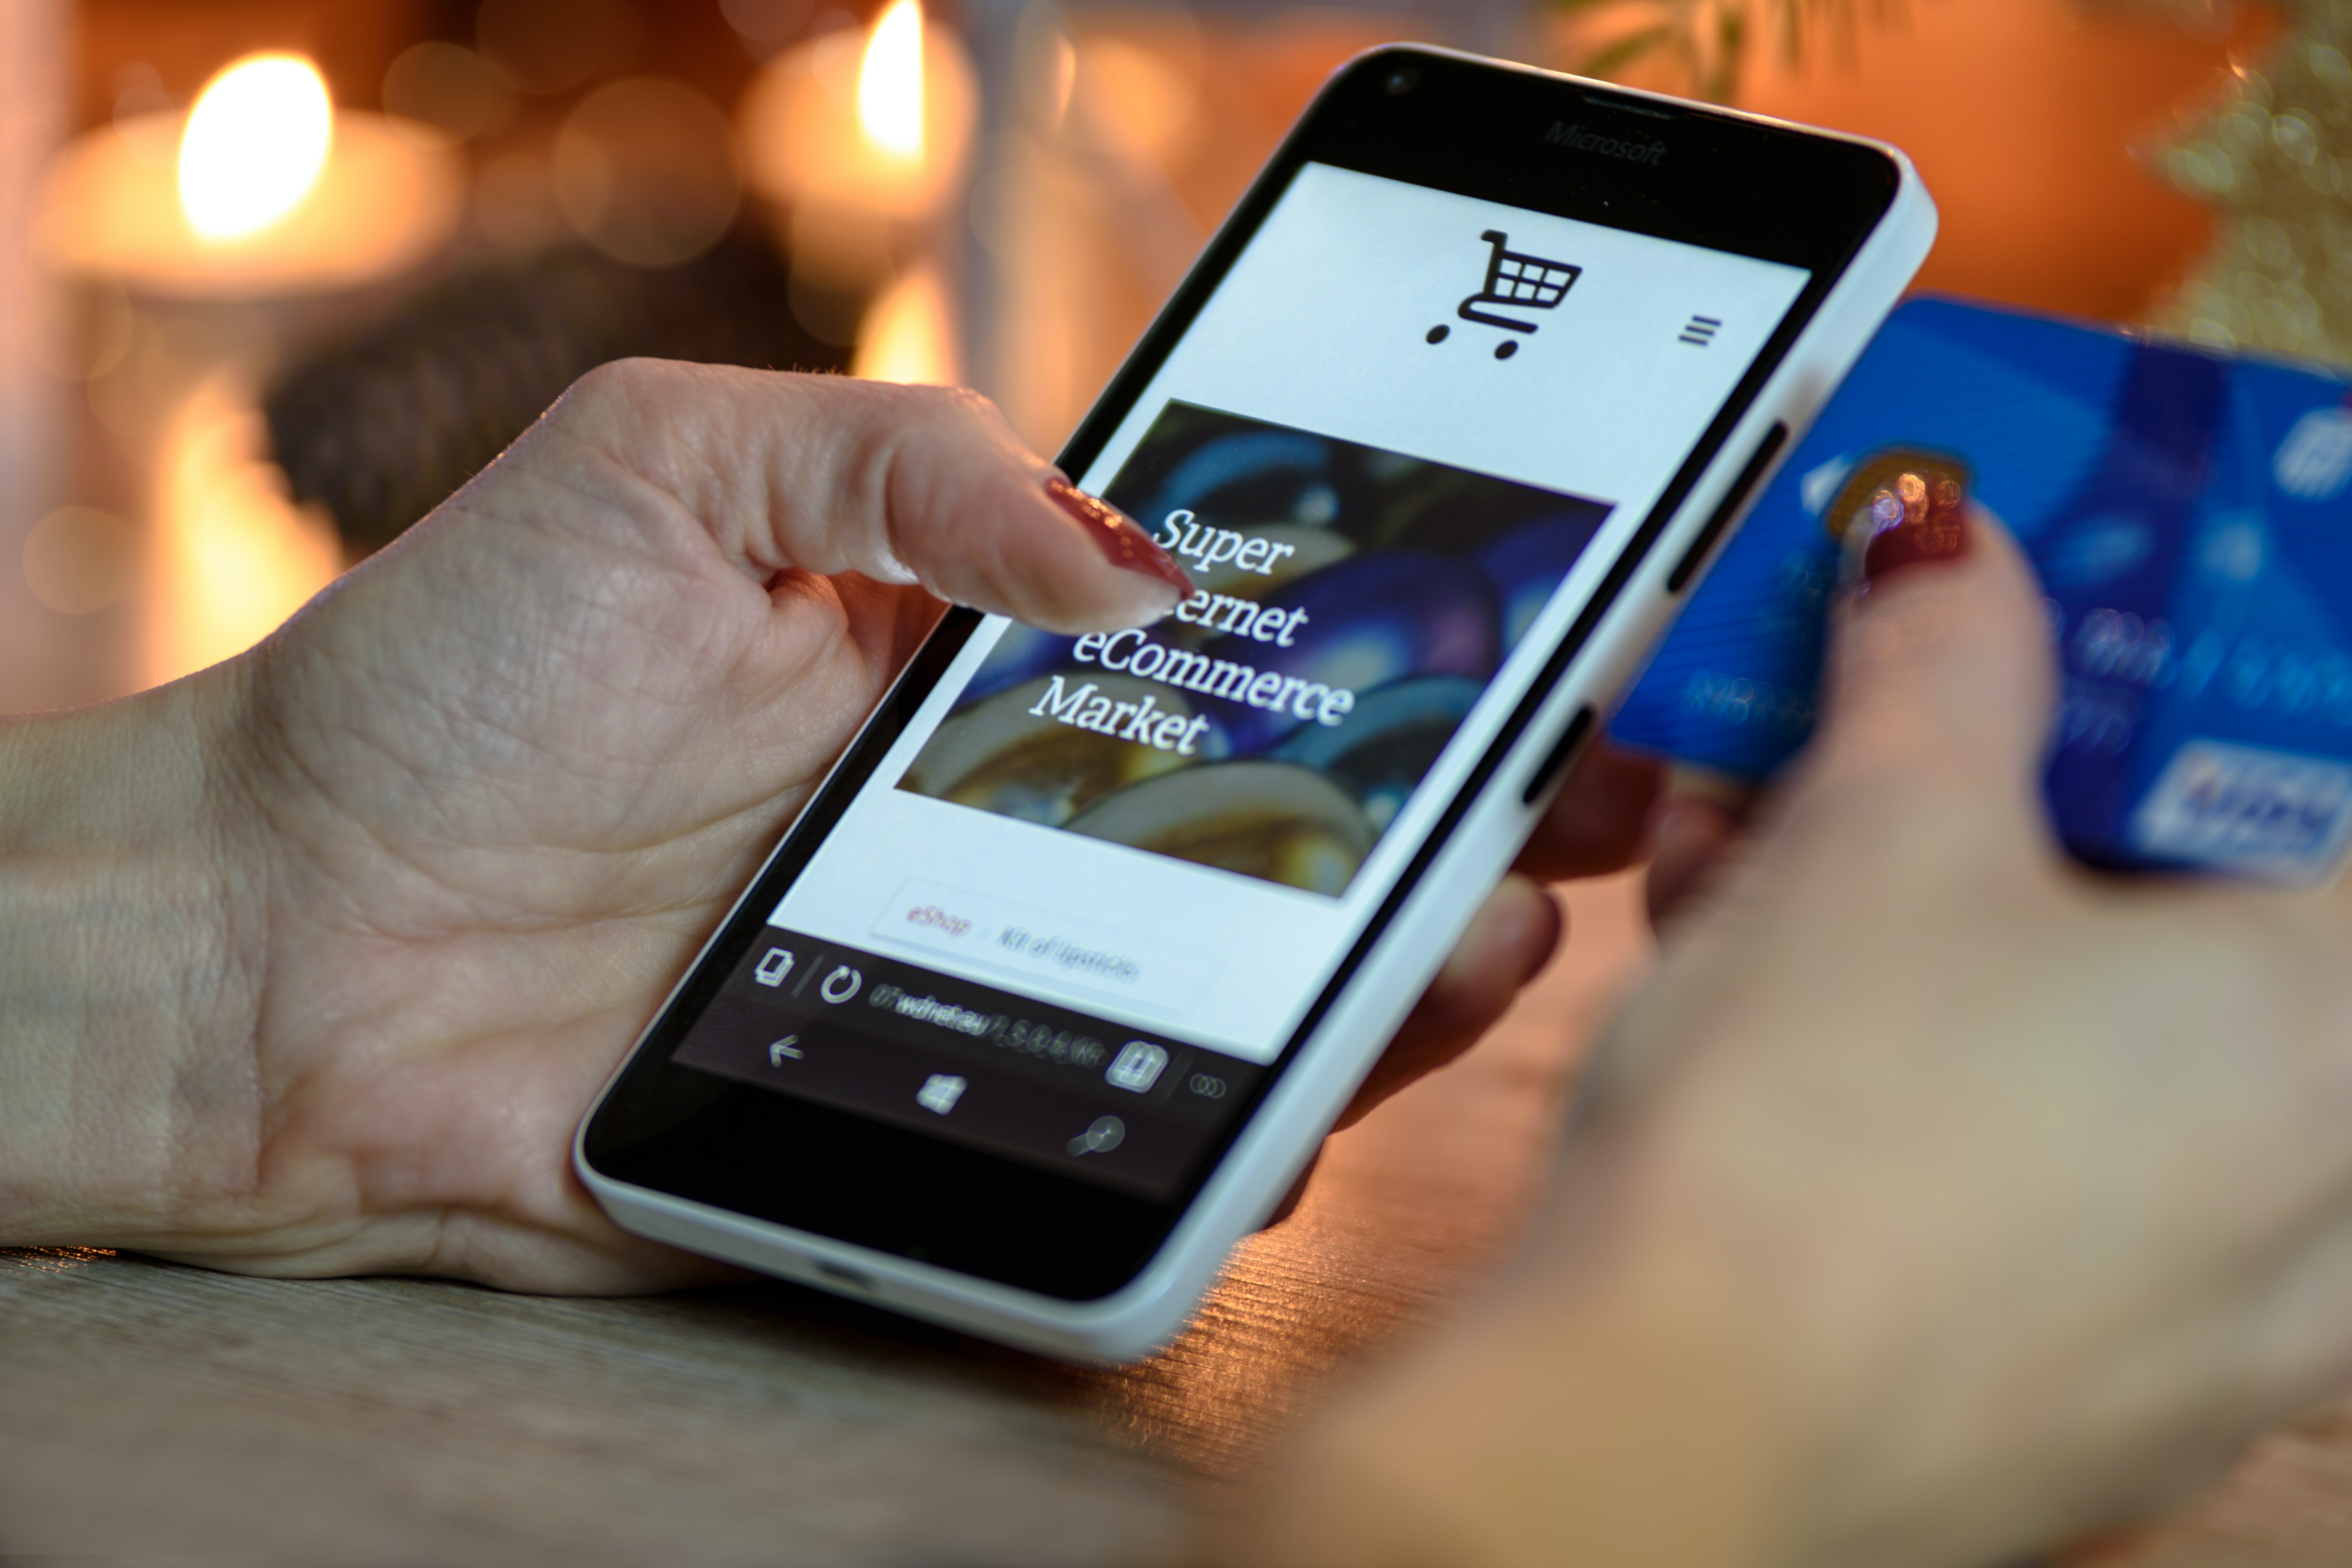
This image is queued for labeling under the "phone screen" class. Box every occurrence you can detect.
[654,161,1810,1203]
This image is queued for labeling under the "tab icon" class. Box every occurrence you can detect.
[1679,315,1723,347]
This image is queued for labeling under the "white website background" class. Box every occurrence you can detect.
[773,162,1808,1063]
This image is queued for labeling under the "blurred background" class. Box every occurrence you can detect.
[0,0,2330,715]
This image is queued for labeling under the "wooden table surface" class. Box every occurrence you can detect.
[7,872,2352,1565]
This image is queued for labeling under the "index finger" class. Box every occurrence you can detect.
[511,360,1194,634]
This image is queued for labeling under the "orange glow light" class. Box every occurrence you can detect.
[39,106,461,297]
[858,1,926,162]
[147,373,342,686]
[737,8,976,231]
[178,54,334,242]
[852,265,957,385]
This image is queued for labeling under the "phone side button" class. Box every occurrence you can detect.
[1666,421,1789,596]
[1522,706,1598,808]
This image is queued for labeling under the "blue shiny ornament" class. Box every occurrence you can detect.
[1199,552,1499,753]
[1139,430,1338,533]
[1478,514,1608,648]
[958,621,1079,706]
[1272,675,1486,826]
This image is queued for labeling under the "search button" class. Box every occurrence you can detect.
[1066,1115,1125,1157]
[818,965,863,1004]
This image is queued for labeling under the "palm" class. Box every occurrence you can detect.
[122,365,1636,1294]
[202,425,933,1287]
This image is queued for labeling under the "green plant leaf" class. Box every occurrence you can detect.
[1579,22,1682,79]
[1550,0,1910,100]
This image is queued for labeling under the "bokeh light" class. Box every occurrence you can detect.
[722,0,817,57]
[554,78,740,268]
[476,0,639,96]
[381,42,517,144]
[853,265,956,385]
[20,506,135,616]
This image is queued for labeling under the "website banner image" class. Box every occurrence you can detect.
[900,402,1614,896]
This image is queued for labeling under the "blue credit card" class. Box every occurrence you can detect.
[1613,295,2352,883]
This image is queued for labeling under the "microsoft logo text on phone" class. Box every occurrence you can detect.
[1426,230,1581,361]
[1545,121,1669,166]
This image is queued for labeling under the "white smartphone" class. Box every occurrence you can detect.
[577,45,1936,1361]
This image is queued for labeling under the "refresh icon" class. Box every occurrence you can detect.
[818,964,863,1004]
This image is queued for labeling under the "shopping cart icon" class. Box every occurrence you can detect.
[1427,230,1581,360]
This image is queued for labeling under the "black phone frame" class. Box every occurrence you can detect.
[582,45,1903,1301]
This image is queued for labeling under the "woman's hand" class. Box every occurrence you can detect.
[0,362,1652,1293]
[1248,503,2352,1568]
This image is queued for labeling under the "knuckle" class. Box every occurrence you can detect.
[931,384,1005,426]
[557,356,697,424]
[571,355,665,400]
[883,383,1015,450]
[844,383,960,461]
[871,385,1029,505]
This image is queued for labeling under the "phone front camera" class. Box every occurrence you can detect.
[1383,67,1419,96]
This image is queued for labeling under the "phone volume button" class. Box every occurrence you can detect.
[1667,421,1790,596]
[1522,706,1598,808]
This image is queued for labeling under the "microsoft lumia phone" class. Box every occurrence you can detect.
[577,46,1936,1361]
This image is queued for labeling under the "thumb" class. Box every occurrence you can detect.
[1803,462,2055,819]
[1632,471,2059,960]
[527,360,1193,635]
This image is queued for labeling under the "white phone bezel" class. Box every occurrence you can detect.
[576,54,1938,1364]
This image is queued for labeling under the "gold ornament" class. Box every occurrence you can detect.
[2156,0,2352,366]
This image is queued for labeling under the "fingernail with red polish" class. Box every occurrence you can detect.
[1834,454,1971,592]
[1044,476,1193,600]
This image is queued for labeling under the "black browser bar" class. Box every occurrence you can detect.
[671,930,1261,1201]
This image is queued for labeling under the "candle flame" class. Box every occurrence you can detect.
[857,1,925,162]
[178,54,334,241]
